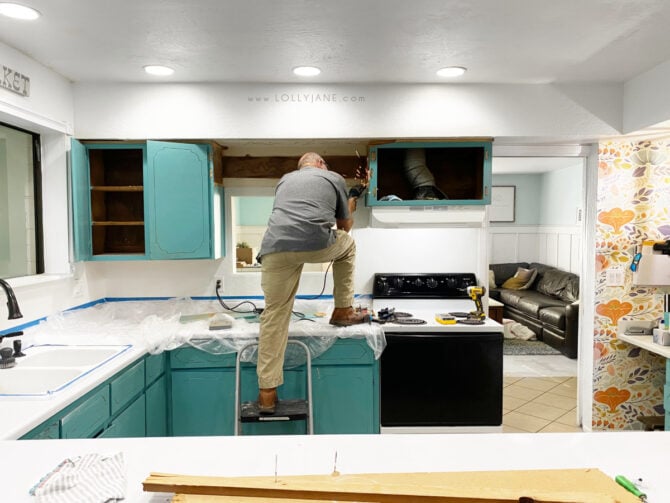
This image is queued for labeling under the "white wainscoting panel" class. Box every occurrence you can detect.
[489,225,582,273]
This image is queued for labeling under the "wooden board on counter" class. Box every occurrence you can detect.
[144,468,640,503]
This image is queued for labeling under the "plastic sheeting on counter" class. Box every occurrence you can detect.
[23,297,385,367]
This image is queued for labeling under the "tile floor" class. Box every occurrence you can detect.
[502,355,581,433]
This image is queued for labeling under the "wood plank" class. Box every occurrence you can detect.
[92,221,144,226]
[145,468,639,503]
[91,186,144,192]
[221,155,365,180]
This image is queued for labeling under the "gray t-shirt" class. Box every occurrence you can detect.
[257,167,350,260]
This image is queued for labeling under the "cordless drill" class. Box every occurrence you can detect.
[466,286,487,320]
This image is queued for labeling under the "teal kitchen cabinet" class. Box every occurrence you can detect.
[366,140,492,206]
[169,338,379,436]
[71,140,225,261]
[20,353,168,440]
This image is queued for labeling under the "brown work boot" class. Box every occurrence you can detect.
[329,307,369,327]
[258,388,278,415]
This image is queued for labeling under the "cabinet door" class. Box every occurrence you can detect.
[146,375,167,436]
[99,395,146,438]
[71,141,147,260]
[21,419,60,440]
[171,369,236,436]
[146,141,212,259]
[312,364,379,434]
[71,139,92,261]
[367,141,492,206]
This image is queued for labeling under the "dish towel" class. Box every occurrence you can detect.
[29,452,126,503]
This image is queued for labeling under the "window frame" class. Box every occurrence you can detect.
[0,120,44,279]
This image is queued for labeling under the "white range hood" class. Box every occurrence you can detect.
[370,205,486,227]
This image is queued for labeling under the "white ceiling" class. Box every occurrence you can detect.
[2,0,670,85]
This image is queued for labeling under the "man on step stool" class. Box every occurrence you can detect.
[255,152,368,414]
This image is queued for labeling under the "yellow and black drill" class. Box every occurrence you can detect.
[466,286,487,320]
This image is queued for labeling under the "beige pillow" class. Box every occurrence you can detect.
[501,267,537,290]
[488,270,496,289]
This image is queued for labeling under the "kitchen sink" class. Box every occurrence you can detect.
[0,344,132,397]
[0,367,84,395]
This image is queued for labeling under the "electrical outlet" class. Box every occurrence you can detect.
[216,278,223,291]
[606,268,625,287]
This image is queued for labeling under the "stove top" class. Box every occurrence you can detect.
[371,273,501,333]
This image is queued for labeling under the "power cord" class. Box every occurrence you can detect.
[301,261,333,300]
[215,260,332,320]
[215,280,259,314]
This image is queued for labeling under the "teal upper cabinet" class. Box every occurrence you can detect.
[366,140,493,206]
[71,140,224,261]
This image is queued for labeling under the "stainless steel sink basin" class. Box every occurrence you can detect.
[0,344,132,397]
[0,367,84,395]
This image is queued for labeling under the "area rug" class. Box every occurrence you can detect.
[503,338,561,356]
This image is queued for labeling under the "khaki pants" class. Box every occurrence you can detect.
[257,230,356,389]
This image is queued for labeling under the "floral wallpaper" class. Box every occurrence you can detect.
[594,139,670,429]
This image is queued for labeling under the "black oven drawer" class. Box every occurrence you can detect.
[380,332,502,427]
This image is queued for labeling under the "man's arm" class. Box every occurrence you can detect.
[336,197,357,231]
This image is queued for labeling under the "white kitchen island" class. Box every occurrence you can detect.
[2,432,668,501]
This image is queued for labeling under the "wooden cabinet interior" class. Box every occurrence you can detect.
[88,148,145,255]
[375,146,486,201]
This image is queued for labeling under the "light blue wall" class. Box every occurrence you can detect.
[539,165,583,225]
[491,174,542,225]
[234,196,274,226]
[492,165,582,226]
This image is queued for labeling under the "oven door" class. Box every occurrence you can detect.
[380,331,502,432]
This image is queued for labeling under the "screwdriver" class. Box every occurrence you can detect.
[615,475,647,502]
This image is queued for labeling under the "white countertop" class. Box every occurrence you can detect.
[2,432,668,502]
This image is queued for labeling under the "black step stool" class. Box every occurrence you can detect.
[234,340,313,435]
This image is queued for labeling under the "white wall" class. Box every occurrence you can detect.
[624,58,670,133]
[0,41,73,134]
[488,225,581,274]
[73,83,623,140]
[0,42,83,334]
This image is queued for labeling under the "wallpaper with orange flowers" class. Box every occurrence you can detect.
[594,140,669,429]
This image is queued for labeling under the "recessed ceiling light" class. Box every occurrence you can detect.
[436,66,467,78]
[143,65,175,76]
[0,3,40,20]
[293,66,321,77]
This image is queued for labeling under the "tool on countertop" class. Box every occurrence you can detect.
[466,285,487,320]
[209,313,234,330]
[615,475,647,502]
[435,313,457,325]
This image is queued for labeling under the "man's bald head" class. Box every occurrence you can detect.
[298,152,327,170]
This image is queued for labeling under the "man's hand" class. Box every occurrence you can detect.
[348,184,366,199]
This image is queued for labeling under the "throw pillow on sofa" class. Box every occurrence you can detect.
[488,270,497,289]
[501,267,537,290]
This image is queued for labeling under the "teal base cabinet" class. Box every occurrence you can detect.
[170,338,379,436]
[20,353,167,440]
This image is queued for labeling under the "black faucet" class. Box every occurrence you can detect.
[0,278,22,320]
[0,278,23,343]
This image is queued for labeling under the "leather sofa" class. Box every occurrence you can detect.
[489,262,579,358]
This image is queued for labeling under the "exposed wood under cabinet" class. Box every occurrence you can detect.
[222,155,365,180]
